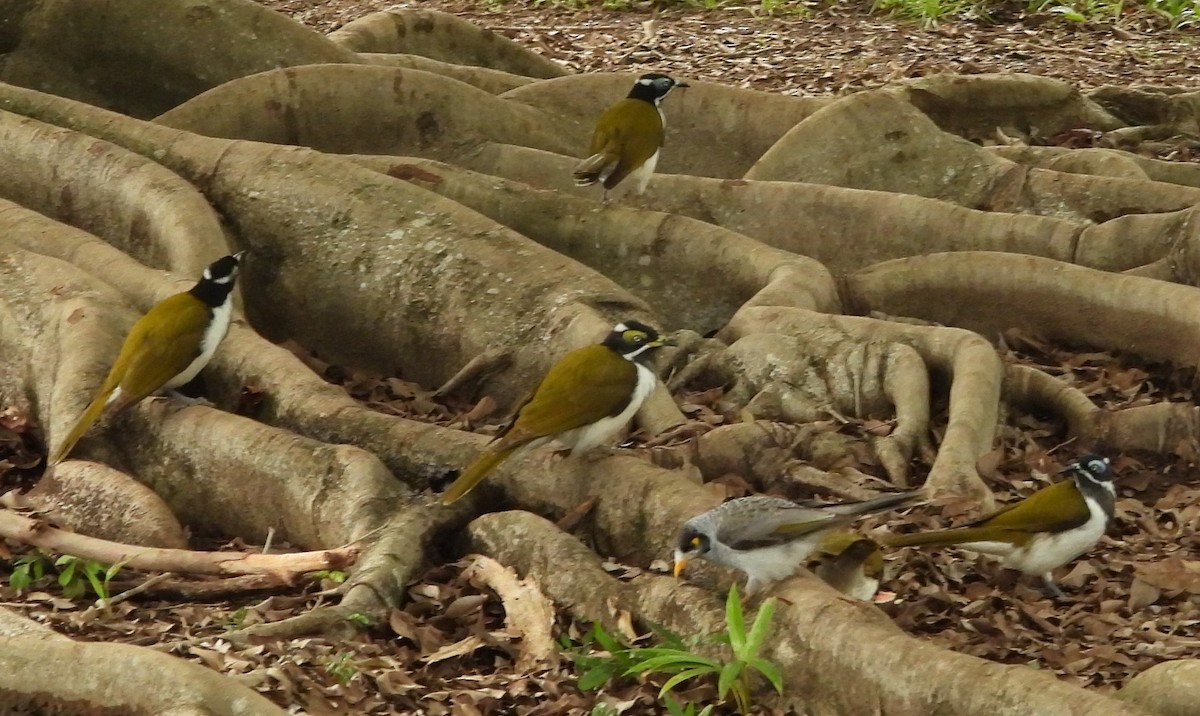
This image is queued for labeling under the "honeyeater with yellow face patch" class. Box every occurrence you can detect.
[573,73,687,201]
[48,252,244,466]
[440,320,671,505]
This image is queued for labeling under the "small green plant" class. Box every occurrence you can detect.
[8,553,50,593]
[308,569,347,584]
[8,552,123,601]
[225,606,251,630]
[325,651,359,685]
[56,555,128,602]
[567,585,784,713]
[1144,0,1197,26]
[1027,0,1126,21]
[871,0,971,26]
[346,611,375,628]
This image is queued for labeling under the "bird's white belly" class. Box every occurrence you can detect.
[1004,513,1107,575]
[559,363,657,453]
[630,149,659,195]
[726,538,821,594]
[959,500,1108,575]
[163,299,233,391]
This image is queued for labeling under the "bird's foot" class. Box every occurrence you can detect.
[1040,574,1067,600]
[166,391,214,409]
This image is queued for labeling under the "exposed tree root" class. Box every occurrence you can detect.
[0,110,228,274]
[156,64,579,159]
[0,0,356,118]
[356,51,535,94]
[1007,365,1200,454]
[0,6,1196,709]
[845,251,1200,367]
[891,73,1126,139]
[1116,660,1200,716]
[7,460,188,548]
[0,608,285,715]
[328,7,568,79]
[745,90,1200,220]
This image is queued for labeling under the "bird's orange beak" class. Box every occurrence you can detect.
[673,557,689,578]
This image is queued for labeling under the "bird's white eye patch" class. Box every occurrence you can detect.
[1087,458,1109,475]
[203,269,213,280]
[637,77,655,85]
[613,322,629,332]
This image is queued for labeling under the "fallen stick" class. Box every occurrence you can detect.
[104,574,290,601]
[0,509,357,580]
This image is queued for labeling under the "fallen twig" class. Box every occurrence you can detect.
[0,509,358,579]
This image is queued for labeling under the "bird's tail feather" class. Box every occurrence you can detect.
[440,444,520,505]
[830,489,924,517]
[573,153,614,186]
[882,526,991,549]
[47,389,115,466]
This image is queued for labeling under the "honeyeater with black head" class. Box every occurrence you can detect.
[573,73,688,201]
[440,320,671,505]
[883,454,1116,596]
[48,252,244,466]
[673,491,921,595]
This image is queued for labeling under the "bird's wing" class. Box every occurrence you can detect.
[972,479,1092,533]
[499,345,636,445]
[715,498,841,551]
[113,295,209,405]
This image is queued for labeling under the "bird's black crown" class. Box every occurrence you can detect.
[628,73,685,102]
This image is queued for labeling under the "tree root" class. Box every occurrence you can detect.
[1117,660,1200,716]
[1007,364,1200,454]
[0,609,285,715]
[356,52,535,94]
[7,460,188,548]
[892,73,1125,140]
[0,109,229,275]
[328,7,568,79]
[156,64,579,160]
[745,89,1200,221]
[0,0,356,119]
[845,250,1200,368]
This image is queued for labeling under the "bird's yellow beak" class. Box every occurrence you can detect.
[652,334,677,348]
[673,557,689,577]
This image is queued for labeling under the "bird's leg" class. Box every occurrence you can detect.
[1040,573,1066,599]
[601,188,612,205]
